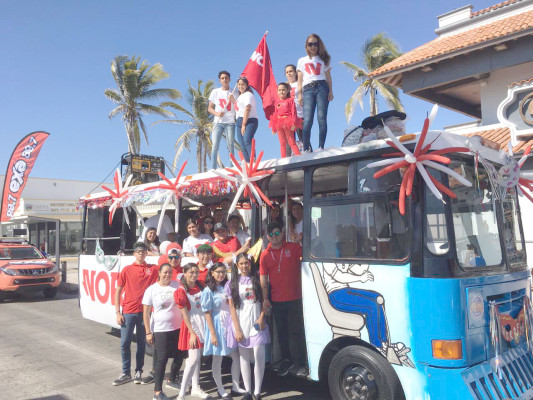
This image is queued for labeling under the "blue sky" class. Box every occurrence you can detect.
[1,0,499,185]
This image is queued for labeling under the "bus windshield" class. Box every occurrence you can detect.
[450,162,503,269]
[502,187,526,267]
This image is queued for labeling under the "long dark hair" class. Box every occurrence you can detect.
[237,77,253,94]
[180,262,204,292]
[144,227,161,247]
[230,253,263,309]
[205,262,228,292]
[305,33,331,66]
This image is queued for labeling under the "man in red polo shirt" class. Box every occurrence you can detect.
[260,221,307,377]
[113,242,159,386]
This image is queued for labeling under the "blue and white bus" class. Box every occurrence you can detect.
[79,129,533,399]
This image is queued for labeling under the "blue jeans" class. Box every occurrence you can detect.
[235,117,258,161]
[328,289,388,348]
[120,312,146,375]
[211,123,235,169]
[302,80,329,151]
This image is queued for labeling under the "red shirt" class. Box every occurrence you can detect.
[212,236,241,262]
[260,242,302,302]
[197,266,209,284]
[118,262,159,313]
[171,266,183,280]
[274,97,297,119]
[174,285,202,310]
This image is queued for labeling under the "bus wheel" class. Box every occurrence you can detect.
[328,345,404,400]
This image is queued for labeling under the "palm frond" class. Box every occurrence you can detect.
[137,103,174,118]
[375,81,404,112]
[344,84,368,123]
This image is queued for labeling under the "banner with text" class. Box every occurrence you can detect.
[1,132,50,221]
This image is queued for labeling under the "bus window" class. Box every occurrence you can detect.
[312,163,349,198]
[357,159,402,194]
[502,187,526,266]
[450,162,503,269]
[309,195,408,261]
[425,169,449,255]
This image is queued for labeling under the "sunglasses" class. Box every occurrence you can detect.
[168,255,180,260]
[204,221,213,225]
[268,231,282,237]
[307,41,319,47]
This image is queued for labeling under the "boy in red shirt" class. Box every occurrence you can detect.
[113,242,159,386]
[260,221,307,377]
[211,222,250,264]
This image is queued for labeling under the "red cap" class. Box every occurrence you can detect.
[158,254,169,267]
[166,243,182,255]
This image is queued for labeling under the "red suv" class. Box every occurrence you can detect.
[0,240,60,300]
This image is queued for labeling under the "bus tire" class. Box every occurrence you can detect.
[328,345,404,400]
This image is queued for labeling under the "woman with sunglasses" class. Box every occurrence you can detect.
[229,77,258,162]
[201,217,215,238]
[183,218,212,257]
[297,33,333,152]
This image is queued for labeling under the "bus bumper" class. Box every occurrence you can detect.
[422,343,533,399]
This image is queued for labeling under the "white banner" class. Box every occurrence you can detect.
[78,255,159,328]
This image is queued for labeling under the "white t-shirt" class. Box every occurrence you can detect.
[142,281,182,332]
[296,55,331,87]
[139,214,174,242]
[209,88,236,124]
[233,229,250,247]
[289,81,303,118]
[235,91,258,119]
[183,234,212,256]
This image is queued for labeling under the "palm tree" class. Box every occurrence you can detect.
[157,80,215,173]
[104,55,181,154]
[340,33,404,122]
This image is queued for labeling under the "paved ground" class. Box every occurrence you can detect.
[0,262,332,400]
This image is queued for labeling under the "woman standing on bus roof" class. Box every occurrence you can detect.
[202,262,246,399]
[297,33,333,152]
[226,253,270,400]
[144,227,161,256]
[142,264,184,400]
[182,218,212,257]
[174,263,209,400]
[230,77,258,162]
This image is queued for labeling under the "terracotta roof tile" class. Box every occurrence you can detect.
[509,77,533,87]
[371,9,533,76]
[463,126,533,153]
[471,0,522,17]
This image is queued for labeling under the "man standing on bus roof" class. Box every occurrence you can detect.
[260,221,308,377]
[113,242,159,386]
[208,70,236,170]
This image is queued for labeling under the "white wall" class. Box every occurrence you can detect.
[480,61,533,125]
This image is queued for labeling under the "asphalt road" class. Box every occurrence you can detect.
[0,290,332,400]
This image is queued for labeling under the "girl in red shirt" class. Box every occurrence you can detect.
[269,83,302,158]
[174,263,208,400]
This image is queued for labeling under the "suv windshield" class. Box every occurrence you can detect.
[0,247,44,260]
[450,162,503,269]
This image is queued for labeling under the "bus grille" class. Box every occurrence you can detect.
[463,344,533,399]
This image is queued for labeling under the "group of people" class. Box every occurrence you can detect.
[210,33,333,167]
[113,202,308,400]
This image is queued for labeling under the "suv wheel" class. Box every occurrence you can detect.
[43,287,58,299]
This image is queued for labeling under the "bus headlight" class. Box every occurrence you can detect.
[432,339,463,360]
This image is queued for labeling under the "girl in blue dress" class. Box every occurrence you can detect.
[201,262,245,399]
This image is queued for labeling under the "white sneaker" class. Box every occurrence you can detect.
[190,387,210,399]
[176,396,185,400]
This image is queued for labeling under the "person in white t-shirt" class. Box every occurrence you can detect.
[142,264,184,400]
[296,33,333,152]
[229,77,258,162]
[285,64,305,155]
[208,70,236,170]
[182,218,212,257]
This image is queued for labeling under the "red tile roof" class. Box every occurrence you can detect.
[463,126,533,153]
[471,0,522,17]
[371,9,533,76]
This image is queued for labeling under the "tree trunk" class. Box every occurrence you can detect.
[370,87,377,117]
[197,140,202,173]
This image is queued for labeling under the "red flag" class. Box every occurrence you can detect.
[241,33,277,120]
[1,132,50,221]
